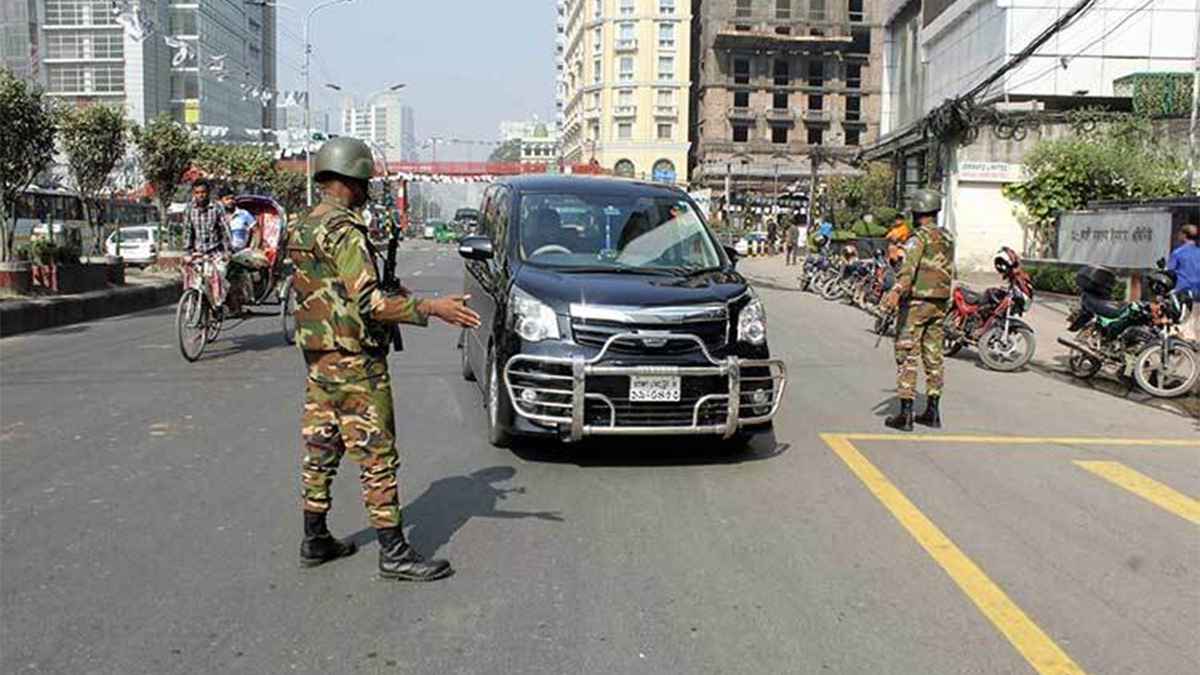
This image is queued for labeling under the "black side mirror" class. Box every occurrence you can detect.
[458,235,494,261]
[723,244,739,267]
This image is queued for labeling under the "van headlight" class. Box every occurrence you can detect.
[510,286,560,342]
[738,296,767,345]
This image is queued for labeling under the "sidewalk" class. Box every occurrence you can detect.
[740,254,1200,418]
[0,270,181,338]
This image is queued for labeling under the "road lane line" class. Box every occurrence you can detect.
[1074,461,1200,525]
[839,434,1198,447]
[821,433,1087,675]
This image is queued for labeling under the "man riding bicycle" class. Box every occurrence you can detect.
[184,179,239,314]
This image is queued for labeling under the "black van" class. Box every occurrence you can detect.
[457,176,786,447]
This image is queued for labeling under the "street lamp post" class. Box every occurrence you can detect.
[303,0,355,206]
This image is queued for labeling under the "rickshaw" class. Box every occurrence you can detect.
[176,196,292,361]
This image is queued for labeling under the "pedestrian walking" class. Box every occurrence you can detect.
[1168,224,1200,342]
[288,137,481,581]
[784,219,799,265]
[766,218,779,256]
[881,189,954,431]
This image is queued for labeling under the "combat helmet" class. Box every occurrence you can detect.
[907,188,943,216]
[313,137,376,182]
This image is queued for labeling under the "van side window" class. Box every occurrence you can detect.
[479,186,497,240]
[493,187,511,270]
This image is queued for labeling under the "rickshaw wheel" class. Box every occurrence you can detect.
[177,289,209,362]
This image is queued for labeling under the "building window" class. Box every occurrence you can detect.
[851,27,871,55]
[845,128,860,146]
[618,88,634,106]
[657,89,674,106]
[45,0,117,27]
[619,56,635,81]
[849,0,865,23]
[846,63,862,90]
[846,95,861,121]
[617,122,633,139]
[735,0,753,19]
[595,0,604,18]
[808,127,823,145]
[652,159,676,182]
[776,0,791,20]
[620,0,635,15]
[593,58,603,83]
[773,59,790,86]
[659,0,676,15]
[732,124,749,142]
[772,126,789,144]
[807,60,824,87]
[773,91,789,109]
[592,91,602,108]
[657,56,674,81]
[615,159,636,176]
[734,58,750,85]
[594,26,602,53]
[619,22,635,40]
[657,123,673,140]
[658,22,675,48]
[734,90,750,107]
[809,94,824,110]
[811,0,826,21]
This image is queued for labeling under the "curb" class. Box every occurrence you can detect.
[0,279,182,338]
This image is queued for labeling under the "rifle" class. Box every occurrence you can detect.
[380,215,405,352]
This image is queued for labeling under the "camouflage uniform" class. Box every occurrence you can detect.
[288,196,427,529]
[892,225,955,400]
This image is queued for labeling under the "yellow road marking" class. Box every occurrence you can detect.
[838,433,1198,447]
[1074,461,1200,525]
[821,433,1087,675]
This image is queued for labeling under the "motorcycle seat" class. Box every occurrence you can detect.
[1082,293,1126,319]
[959,288,985,305]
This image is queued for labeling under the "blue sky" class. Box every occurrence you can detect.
[276,1,557,160]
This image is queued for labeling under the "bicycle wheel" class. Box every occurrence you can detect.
[1133,342,1200,398]
[177,289,208,362]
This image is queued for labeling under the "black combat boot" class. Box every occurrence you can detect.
[377,526,453,582]
[884,399,914,432]
[300,511,358,568]
[914,395,942,428]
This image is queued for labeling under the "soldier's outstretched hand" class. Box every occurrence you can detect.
[426,295,482,328]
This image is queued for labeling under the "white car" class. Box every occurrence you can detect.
[105,225,160,265]
[733,238,750,257]
[422,225,436,239]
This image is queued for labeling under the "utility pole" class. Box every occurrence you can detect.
[1189,0,1200,194]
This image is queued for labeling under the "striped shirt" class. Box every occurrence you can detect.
[185,201,229,253]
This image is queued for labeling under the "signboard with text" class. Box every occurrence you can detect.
[1057,209,1172,269]
[957,161,1027,183]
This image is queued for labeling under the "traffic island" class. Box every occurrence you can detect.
[0,276,181,338]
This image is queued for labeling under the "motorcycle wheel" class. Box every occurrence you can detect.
[820,277,846,301]
[1133,342,1200,398]
[978,324,1036,372]
[1068,351,1102,379]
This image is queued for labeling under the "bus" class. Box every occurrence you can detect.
[8,187,160,253]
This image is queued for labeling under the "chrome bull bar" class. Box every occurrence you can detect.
[504,332,787,442]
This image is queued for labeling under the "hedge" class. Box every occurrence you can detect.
[1025,262,1127,301]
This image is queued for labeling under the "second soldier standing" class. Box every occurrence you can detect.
[881,189,954,431]
[288,137,481,581]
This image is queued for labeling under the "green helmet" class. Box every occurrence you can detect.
[312,137,375,182]
[907,188,943,216]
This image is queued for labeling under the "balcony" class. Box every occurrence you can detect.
[613,105,638,118]
[727,107,757,121]
[713,23,852,53]
[614,38,638,52]
[654,104,678,118]
[802,110,831,124]
[765,108,795,124]
[584,107,601,120]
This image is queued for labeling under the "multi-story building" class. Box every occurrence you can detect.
[340,92,417,161]
[167,0,276,142]
[867,0,1199,269]
[560,0,693,184]
[500,118,562,165]
[555,0,567,132]
[689,0,883,212]
[4,0,174,124]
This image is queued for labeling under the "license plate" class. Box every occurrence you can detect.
[629,375,681,402]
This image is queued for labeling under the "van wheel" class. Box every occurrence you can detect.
[486,348,513,448]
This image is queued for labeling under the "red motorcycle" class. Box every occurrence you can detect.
[943,248,1038,372]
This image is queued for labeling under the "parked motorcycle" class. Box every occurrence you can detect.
[943,247,1038,372]
[1059,265,1198,398]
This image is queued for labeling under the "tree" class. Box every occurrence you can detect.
[824,162,895,229]
[58,104,128,254]
[0,68,57,261]
[1003,115,1186,255]
[195,143,277,192]
[488,139,521,163]
[133,114,197,231]
[268,168,307,215]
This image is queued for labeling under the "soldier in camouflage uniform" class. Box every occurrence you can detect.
[289,137,480,581]
[881,189,955,431]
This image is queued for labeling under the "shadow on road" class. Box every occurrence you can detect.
[199,327,290,361]
[345,466,564,555]
[1029,354,1200,420]
[509,429,789,467]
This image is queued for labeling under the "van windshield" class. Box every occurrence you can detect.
[517,192,722,272]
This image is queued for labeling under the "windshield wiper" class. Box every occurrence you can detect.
[554,265,680,276]
[665,265,723,277]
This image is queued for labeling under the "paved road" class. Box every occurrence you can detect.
[2,245,1196,675]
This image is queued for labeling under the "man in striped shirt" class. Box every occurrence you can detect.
[184,179,236,311]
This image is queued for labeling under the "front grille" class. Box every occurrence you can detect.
[586,396,729,427]
[571,318,728,354]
